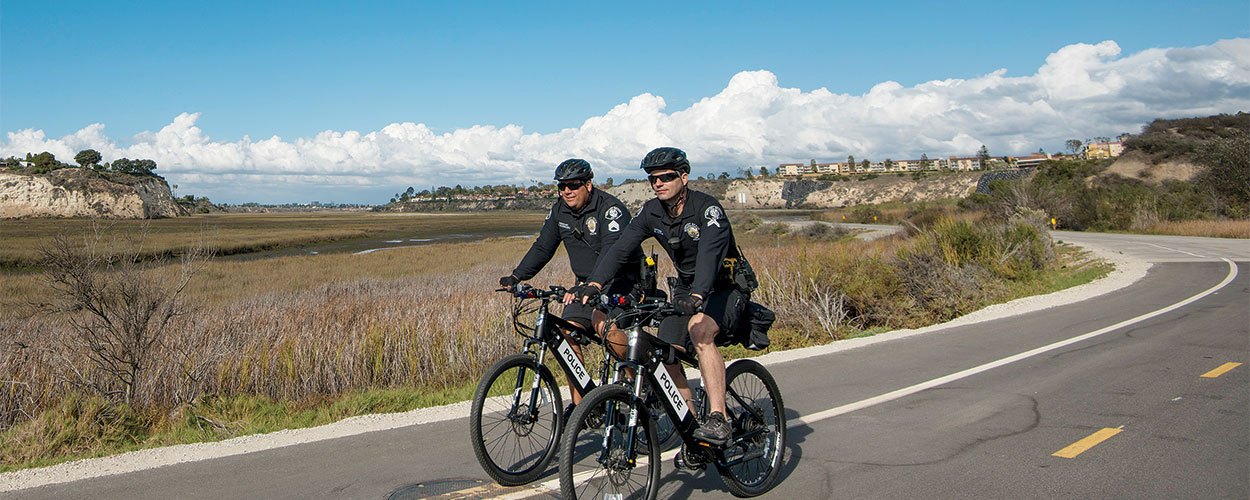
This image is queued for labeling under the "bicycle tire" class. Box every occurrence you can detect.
[469,354,563,486]
[559,384,661,500]
[716,359,786,497]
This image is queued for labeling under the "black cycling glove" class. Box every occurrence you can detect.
[674,294,704,316]
[569,283,602,303]
[499,275,519,287]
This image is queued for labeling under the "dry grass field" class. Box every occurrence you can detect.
[0,210,1108,470]
[1144,219,1250,239]
[0,211,546,269]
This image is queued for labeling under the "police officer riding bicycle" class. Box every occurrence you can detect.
[501,158,643,413]
[572,147,746,446]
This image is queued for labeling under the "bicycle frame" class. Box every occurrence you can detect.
[505,285,606,415]
[603,299,772,466]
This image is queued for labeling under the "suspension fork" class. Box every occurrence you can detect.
[599,323,646,466]
[513,301,552,419]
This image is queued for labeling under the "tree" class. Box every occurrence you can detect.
[718,172,730,180]
[74,149,102,169]
[759,166,769,177]
[603,177,614,188]
[977,145,991,169]
[883,158,894,171]
[919,153,931,170]
[31,151,58,169]
[1065,139,1083,155]
[860,159,870,171]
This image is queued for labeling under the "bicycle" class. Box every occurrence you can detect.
[558,295,786,499]
[469,284,677,486]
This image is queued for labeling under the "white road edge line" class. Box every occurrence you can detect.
[793,258,1236,426]
[1144,242,1207,258]
[501,258,1238,499]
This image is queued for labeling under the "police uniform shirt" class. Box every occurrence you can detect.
[512,188,642,287]
[590,189,737,298]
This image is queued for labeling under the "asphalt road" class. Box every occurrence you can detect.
[7,233,1248,499]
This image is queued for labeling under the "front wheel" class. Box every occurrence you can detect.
[716,359,786,497]
[469,354,563,486]
[559,384,660,500]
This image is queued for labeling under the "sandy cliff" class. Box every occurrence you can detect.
[0,169,184,219]
[609,172,981,210]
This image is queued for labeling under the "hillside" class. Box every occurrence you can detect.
[1106,112,1249,185]
[0,168,185,219]
[608,172,981,209]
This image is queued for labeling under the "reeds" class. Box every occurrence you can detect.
[1,213,1068,468]
[1145,219,1250,239]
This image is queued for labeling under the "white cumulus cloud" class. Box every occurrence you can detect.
[4,38,1247,204]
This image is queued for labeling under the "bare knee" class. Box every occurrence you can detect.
[688,314,719,346]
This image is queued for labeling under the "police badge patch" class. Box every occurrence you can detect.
[586,217,598,235]
[683,222,701,241]
[704,205,723,228]
[605,206,622,220]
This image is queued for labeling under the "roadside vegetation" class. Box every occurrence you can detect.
[0,200,1107,471]
[965,113,1248,235]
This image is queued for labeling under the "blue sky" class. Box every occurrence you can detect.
[2,1,1248,203]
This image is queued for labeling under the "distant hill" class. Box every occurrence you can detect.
[1106,112,1248,185]
[0,168,185,219]
[609,173,982,210]
[1123,112,1249,164]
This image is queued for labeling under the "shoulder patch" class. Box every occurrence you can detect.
[608,220,620,232]
[605,206,623,221]
[704,205,724,228]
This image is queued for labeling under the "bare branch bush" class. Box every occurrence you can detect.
[37,224,213,408]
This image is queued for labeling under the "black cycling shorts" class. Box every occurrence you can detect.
[657,285,746,350]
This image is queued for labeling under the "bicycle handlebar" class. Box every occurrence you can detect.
[495,283,568,299]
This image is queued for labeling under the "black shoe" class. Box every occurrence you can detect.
[562,403,576,424]
[692,411,731,447]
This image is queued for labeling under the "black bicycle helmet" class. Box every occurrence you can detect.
[553,158,594,181]
[640,147,690,173]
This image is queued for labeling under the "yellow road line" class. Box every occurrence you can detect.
[1200,362,1242,378]
[1052,427,1123,459]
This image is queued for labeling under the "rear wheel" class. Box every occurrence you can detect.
[716,359,786,497]
[469,354,562,486]
[559,384,660,500]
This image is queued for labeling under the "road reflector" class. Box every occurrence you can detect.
[1200,362,1242,378]
[1053,427,1122,459]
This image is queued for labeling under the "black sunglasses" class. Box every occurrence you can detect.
[557,181,586,191]
[648,172,681,184]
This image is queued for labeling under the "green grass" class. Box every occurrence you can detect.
[0,381,486,473]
